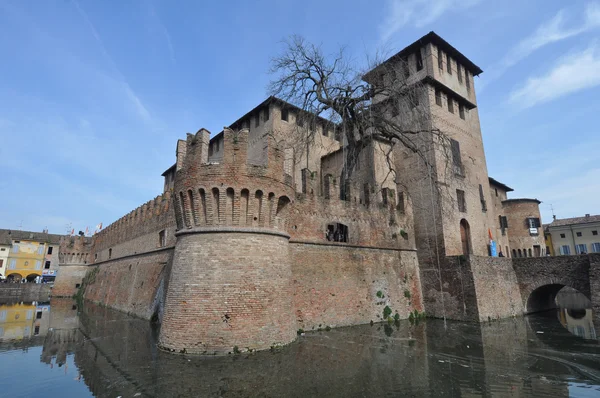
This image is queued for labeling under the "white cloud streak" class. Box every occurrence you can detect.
[379,0,481,42]
[509,43,600,108]
[481,2,600,88]
[71,0,152,122]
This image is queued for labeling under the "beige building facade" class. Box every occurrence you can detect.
[547,214,600,255]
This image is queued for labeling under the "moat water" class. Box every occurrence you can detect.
[0,294,598,397]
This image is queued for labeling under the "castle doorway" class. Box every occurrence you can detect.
[460,219,471,256]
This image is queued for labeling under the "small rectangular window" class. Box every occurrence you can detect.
[465,71,470,94]
[560,233,566,238]
[450,139,463,175]
[576,232,582,237]
[435,89,442,106]
[263,107,269,121]
[459,104,465,120]
[254,114,260,128]
[479,184,487,212]
[159,230,166,247]
[416,49,423,71]
[36,311,42,319]
[575,244,587,254]
[447,97,454,113]
[437,47,443,69]
[44,261,50,269]
[281,108,289,122]
[527,218,541,228]
[75,283,81,288]
[397,192,405,214]
[592,242,600,252]
[593,230,598,236]
[446,54,452,74]
[457,64,463,84]
[457,189,466,212]
[47,246,53,255]
[499,216,508,229]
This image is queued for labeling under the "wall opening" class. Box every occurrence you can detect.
[526,284,591,314]
[326,223,348,243]
[460,219,471,255]
[199,188,207,225]
[188,190,197,226]
[226,188,235,225]
[212,188,220,224]
[240,189,249,226]
[255,190,263,227]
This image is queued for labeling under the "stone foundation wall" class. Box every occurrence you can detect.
[469,256,523,320]
[52,265,90,297]
[83,248,173,320]
[0,283,51,303]
[290,242,423,330]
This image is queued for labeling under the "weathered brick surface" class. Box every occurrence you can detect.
[52,265,91,297]
[502,200,545,257]
[83,249,172,320]
[159,232,296,354]
[469,256,523,320]
[291,243,422,330]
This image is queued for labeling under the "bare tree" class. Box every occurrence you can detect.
[268,35,443,199]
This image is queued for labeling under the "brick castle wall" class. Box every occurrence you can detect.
[159,232,296,354]
[291,243,422,330]
[83,249,173,320]
[53,265,90,297]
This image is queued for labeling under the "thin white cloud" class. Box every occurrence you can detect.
[509,43,600,108]
[481,2,600,89]
[72,0,153,122]
[379,0,481,42]
[507,2,600,68]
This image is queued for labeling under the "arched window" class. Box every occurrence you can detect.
[518,249,522,258]
[528,248,532,257]
[512,249,517,258]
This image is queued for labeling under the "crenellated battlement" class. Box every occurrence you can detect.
[91,191,175,256]
[172,127,294,232]
[59,235,93,265]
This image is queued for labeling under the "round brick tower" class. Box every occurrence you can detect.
[158,128,296,354]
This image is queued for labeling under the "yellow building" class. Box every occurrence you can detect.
[5,239,47,281]
[0,229,62,282]
[0,303,37,340]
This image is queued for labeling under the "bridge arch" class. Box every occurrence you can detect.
[525,282,591,314]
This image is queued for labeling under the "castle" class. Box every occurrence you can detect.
[52,32,571,355]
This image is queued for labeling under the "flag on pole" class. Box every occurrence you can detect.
[85,227,89,236]
[70,229,74,236]
[95,223,103,234]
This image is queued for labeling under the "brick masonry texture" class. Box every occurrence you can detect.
[159,232,296,354]
[291,243,422,330]
[83,249,173,320]
[53,265,90,297]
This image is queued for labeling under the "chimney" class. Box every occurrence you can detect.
[553,215,556,221]
[585,214,590,218]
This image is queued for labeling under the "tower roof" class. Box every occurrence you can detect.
[365,31,483,81]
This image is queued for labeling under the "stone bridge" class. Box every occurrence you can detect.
[512,253,600,315]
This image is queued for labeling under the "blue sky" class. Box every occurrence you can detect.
[0,0,598,234]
